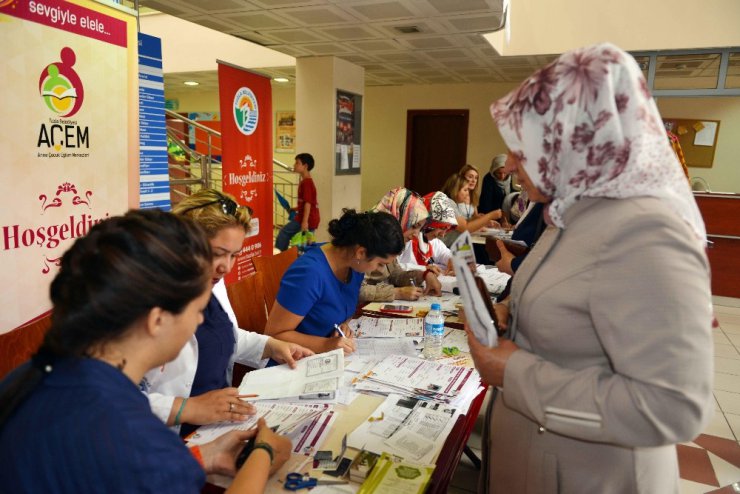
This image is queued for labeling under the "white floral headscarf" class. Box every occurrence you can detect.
[490,42,705,243]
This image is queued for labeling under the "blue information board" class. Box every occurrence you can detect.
[138,33,171,210]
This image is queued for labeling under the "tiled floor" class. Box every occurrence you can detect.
[450,297,740,493]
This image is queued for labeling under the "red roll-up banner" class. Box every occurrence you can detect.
[218,62,273,284]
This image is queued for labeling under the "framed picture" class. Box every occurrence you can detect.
[275,111,296,153]
[335,90,362,175]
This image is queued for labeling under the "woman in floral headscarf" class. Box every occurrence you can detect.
[399,191,457,272]
[466,43,712,493]
[359,188,443,302]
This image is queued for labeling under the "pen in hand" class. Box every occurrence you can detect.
[334,323,347,338]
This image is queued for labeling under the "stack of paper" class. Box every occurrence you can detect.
[238,349,344,400]
[186,402,333,446]
[348,394,457,464]
[353,354,480,404]
[350,316,424,338]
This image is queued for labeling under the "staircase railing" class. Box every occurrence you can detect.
[164,110,297,238]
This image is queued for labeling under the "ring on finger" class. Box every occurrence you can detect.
[229,403,234,412]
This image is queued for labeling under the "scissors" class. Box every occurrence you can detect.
[284,472,348,491]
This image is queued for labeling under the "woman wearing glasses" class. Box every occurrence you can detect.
[142,189,312,437]
[0,210,289,493]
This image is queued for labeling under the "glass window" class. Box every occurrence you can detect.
[654,53,721,90]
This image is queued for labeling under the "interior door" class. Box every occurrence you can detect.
[405,109,469,197]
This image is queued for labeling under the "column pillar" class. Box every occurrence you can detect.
[296,56,364,242]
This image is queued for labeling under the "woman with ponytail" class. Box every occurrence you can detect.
[264,209,405,355]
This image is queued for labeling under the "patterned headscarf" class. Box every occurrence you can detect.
[423,192,458,230]
[371,187,429,233]
[490,42,705,243]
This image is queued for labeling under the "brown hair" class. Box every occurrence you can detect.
[458,164,480,207]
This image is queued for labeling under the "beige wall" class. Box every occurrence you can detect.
[657,97,740,193]
[361,82,519,210]
[166,81,740,208]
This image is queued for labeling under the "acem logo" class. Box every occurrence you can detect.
[36,47,89,152]
[39,47,84,117]
[233,87,259,135]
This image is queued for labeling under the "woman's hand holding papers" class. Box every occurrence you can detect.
[183,387,256,425]
[264,338,314,369]
[464,325,519,387]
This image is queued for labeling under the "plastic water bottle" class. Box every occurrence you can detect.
[423,303,445,359]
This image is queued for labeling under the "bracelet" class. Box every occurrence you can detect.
[189,445,204,468]
[174,397,188,426]
[252,442,274,466]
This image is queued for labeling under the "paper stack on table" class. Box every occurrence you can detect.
[186,402,334,447]
[352,354,480,404]
[239,349,344,400]
[348,394,458,464]
[350,316,424,338]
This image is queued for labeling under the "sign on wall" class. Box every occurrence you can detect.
[335,90,362,175]
[218,61,273,283]
[138,32,170,210]
[0,0,135,332]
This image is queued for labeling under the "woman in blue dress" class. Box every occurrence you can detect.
[0,210,290,493]
[265,209,405,355]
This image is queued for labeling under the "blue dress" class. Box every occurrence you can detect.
[0,358,205,493]
[277,245,364,338]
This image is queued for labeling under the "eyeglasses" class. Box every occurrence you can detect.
[180,196,253,218]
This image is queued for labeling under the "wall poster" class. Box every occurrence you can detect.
[0,0,136,333]
[335,90,362,175]
[275,111,295,153]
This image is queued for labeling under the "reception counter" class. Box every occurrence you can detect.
[694,192,740,298]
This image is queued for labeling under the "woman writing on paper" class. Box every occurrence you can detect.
[467,43,713,493]
[360,187,443,302]
[398,191,458,272]
[0,210,290,493]
[265,209,405,355]
[141,189,312,437]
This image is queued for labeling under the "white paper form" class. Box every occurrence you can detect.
[451,254,498,347]
[291,408,337,455]
[442,328,470,353]
[347,394,458,464]
[361,355,478,400]
[239,349,344,400]
[350,316,424,338]
[356,338,418,359]
[186,402,333,445]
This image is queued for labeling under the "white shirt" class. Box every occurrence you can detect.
[140,279,269,429]
[399,236,452,271]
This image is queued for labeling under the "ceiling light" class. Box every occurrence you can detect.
[273,77,289,83]
[183,81,200,86]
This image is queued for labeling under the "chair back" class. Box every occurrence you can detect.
[0,314,52,379]
[225,271,268,334]
[251,247,298,312]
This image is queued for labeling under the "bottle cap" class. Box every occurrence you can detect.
[431,303,441,311]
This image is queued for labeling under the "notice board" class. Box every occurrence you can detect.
[663,118,720,168]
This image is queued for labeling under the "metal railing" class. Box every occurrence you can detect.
[164,110,297,237]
